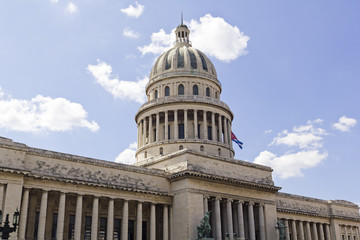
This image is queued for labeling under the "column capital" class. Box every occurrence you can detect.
[203,195,210,200]
[258,202,265,207]
[248,201,255,206]
[227,198,233,203]
[237,200,244,204]
[215,196,222,201]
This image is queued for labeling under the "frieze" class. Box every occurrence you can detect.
[170,170,280,192]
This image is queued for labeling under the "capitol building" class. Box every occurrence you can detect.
[0,22,359,240]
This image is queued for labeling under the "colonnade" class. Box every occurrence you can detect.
[137,109,232,148]
[340,224,360,240]
[279,218,334,240]
[17,188,171,240]
[203,196,267,240]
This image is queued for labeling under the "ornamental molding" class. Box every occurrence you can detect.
[170,171,280,193]
[182,188,276,205]
[0,166,172,198]
[277,208,360,222]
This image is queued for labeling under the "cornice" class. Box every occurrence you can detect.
[135,96,233,122]
[277,208,360,222]
[0,166,172,197]
[170,170,281,193]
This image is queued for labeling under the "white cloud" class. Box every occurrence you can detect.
[66,2,77,14]
[271,119,326,149]
[254,119,328,179]
[120,2,144,18]
[254,150,328,179]
[264,129,273,134]
[333,116,357,132]
[87,60,147,104]
[115,142,137,165]
[138,29,173,55]
[123,28,140,39]
[138,14,250,62]
[51,0,58,3]
[0,93,99,133]
[0,86,4,99]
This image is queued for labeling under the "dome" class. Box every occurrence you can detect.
[149,46,218,83]
[148,22,218,86]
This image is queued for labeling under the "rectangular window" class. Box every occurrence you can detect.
[178,124,184,139]
[114,219,121,240]
[99,217,107,240]
[153,129,156,142]
[33,212,40,239]
[84,216,92,240]
[51,213,58,239]
[142,221,147,240]
[208,126,212,140]
[68,215,75,240]
[198,124,201,138]
[128,220,135,240]
[168,125,171,140]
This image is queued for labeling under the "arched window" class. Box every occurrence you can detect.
[218,148,221,156]
[215,91,218,99]
[179,145,183,150]
[154,90,158,99]
[160,147,163,155]
[200,145,204,152]
[178,84,184,95]
[193,85,199,95]
[144,151,147,158]
[206,87,210,97]
[165,86,170,96]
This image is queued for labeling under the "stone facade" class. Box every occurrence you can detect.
[0,22,359,240]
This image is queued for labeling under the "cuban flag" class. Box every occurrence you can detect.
[231,131,243,149]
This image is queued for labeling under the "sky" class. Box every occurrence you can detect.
[0,0,359,206]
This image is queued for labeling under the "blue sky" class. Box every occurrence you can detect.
[0,1,359,205]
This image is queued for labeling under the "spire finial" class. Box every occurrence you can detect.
[181,12,183,25]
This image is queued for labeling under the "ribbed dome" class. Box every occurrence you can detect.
[149,46,218,83]
[148,23,218,85]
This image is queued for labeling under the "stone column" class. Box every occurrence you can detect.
[156,113,160,142]
[203,196,209,216]
[57,192,66,240]
[344,225,348,240]
[91,196,99,240]
[194,110,198,138]
[107,198,114,240]
[18,188,30,240]
[149,115,153,143]
[142,120,146,146]
[165,111,168,140]
[137,122,140,147]
[258,204,266,240]
[212,112,216,141]
[169,206,173,240]
[226,199,234,240]
[305,222,312,240]
[163,205,169,240]
[75,194,83,240]
[298,221,305,240]
[203,111,208,140]
[218,115,223,143]
[284,219,291,240]
[319,224,325,240]
[184,109,188,139]
[215,197,222,240]
[237,201,245,240]
[136,201,143,240]
[229,121,233,148]
[121,200,129,240]
[248,202,256,240]
[312,223,318,240]
[38,190,48,240]
[224,118,228,144]
[325,224,331,240]
[150,203,156,240]
[174,110,178,139]
[292,220,298,240]
[0,184,4,209]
